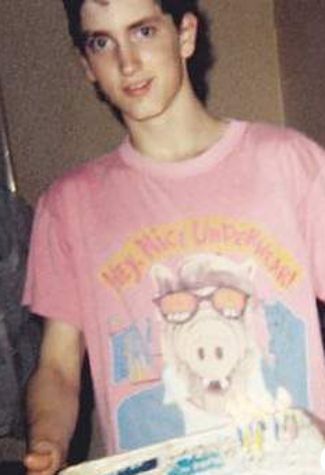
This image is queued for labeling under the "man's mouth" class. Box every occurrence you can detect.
[123,79,152,96]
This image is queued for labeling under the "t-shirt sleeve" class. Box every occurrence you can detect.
[293,134,325,302]
[23,190,82,329]
[302,166,325,302]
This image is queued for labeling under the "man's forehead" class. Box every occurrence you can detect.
[83,0,109,4]
[83,0,110,7]
[82,0,160,8]
[81,0,164,31]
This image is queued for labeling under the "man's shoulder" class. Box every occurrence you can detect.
[243,120,310,146]
[244,120,324,158]
[41,143,124,204]
[244,120,325,181]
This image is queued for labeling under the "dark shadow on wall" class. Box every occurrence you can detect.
[274,0,325,147]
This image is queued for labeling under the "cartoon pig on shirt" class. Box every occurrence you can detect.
[151,254,291,434]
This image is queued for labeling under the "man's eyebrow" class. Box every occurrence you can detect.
[83,15,163,37]
[83,30,110,38]
[127,15,163,31]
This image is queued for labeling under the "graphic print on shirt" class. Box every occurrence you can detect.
[100,216,302,292]
[111,320,157,384]
[151,253,296,434]
[99,217,309,450]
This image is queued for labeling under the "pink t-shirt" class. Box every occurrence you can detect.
[24,120,325,454]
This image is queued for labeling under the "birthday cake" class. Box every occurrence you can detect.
[61,408,325,475]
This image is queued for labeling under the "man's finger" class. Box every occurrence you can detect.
[24,452,53,471]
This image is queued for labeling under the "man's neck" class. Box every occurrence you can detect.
[125,88,228,164]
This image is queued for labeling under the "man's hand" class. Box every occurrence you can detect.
[24,439,65,475]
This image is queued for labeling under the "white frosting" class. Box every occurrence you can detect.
[60,409,325,475]
[163,410,325,475]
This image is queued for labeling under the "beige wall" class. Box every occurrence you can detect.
[1,0,283,204]
[1,0,123,204]
[205,0,284,123]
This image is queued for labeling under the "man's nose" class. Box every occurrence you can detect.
[118,42,140,76]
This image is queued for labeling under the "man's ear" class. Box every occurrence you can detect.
[80,55,97,83]
[179,13,198,59]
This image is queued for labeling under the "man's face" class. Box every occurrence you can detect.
[80,0,197,124]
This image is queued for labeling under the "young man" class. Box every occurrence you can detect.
[23,0,325,474]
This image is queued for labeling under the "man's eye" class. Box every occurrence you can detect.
[86,35,113,53]
[134,25,156,39]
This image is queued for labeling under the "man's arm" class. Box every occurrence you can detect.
[24,320,85,475]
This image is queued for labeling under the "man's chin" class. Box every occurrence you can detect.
[122,105,172,125]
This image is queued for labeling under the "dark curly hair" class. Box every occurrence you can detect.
[62,0,214,104]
